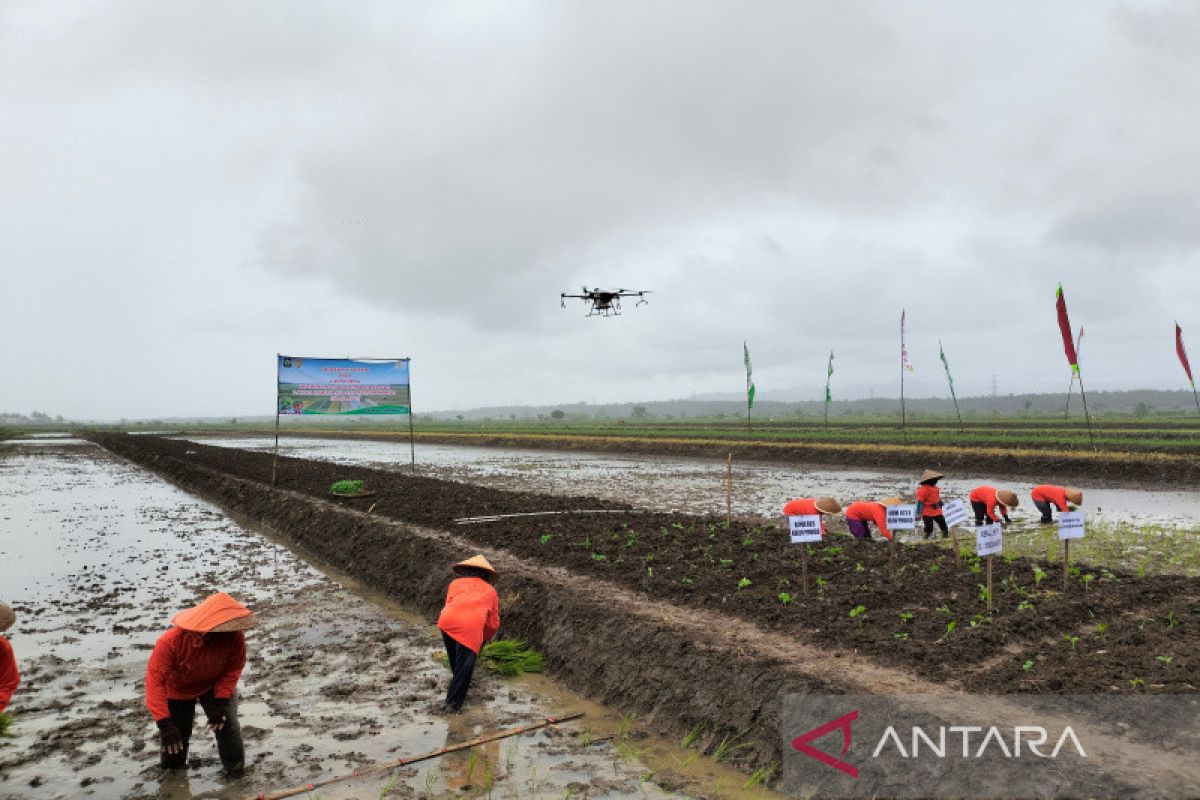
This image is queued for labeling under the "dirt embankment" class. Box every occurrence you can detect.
[87,434,1200,777]
[279,428,1199,487]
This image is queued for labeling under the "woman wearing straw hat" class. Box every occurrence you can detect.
[968,486,1018,526]
[437,555,500,713]
[843,497,903,541]
[145,592,256,772]
[782,497,841,535]
[1031,485,1083,524]
[0,602,19,713]
[916,470,949,540]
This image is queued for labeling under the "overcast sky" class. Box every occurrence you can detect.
[2,1,1198,419]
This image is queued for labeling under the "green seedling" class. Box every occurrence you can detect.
[824,546,843,557]
[978,584,992,605]
[539,534,552,544]
[778,592,793,605]
[899,612,914,624]
[938,620,957,641]
[618,711,635,740]
[1022,659,1035,671]
[968,559,982,575]
[855,562,865,573]
[1165,611,1181,628]
[681,577,693,586]
[849,605,867,622]
[1129,677,1145,688]
[936,603,952,615]
[815,576,829,592]
[680,723,705,749]
[591,552,607,561]
[744,764,777,788]
[719,558,734,567]
[742,535,755,547]
[737,577,752,591]
[1032,566,1048,586]
[480,640,544,676]
[894,632,909,641]
[1156,655,1173,665]
[1095,622,1108,638]
[646,566,653,578]
[928,562,939,574]
[1062,634,1080,651]
[712,730,752,762]
[1017,600,1035,612]
[1081,573,1095,592]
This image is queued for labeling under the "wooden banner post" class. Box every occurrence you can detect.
[801,544,809,596]
[986,554,994,612]
[725,453,732,524]
[1062,539,1070,592]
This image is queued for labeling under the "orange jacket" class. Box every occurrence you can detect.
[438,577,500,654]
[1031,485,1069,511]
[844,501,893,540]
[783,498,826,534]
[969,486,1009,522]
[0,637,18,712]
[145,628,246,721]
[915,484,942,518]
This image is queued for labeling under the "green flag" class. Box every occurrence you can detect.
[825,350,834,402]
[743,342,756,408]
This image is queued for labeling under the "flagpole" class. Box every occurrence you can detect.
[1076,369,1096,447]
[824,350,833,433]
[406,358,416,474]
[939,342,964,433]
[272,353,281,488]
[900,312,907,440]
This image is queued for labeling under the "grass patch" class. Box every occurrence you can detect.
[0,712,12,737]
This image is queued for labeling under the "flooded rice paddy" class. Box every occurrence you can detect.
[186,436,1199,530]
[0,440,770,799]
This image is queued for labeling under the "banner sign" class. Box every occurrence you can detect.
[886,504,917,530]
[277,356,411,415]
[942,499,968,528]
[1058,511,1085,540]
[976,523,1003,557]
[789,515,823,544]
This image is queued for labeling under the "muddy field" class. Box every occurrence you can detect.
[186,435,1200,530]
[95,434,1200,698]
[0,441,770,800]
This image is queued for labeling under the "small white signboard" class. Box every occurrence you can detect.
[789,515,823,544]
[886,504,918,530]
[942,499,968,528]
[976,522,1003,557]
[1058,511,1085,540]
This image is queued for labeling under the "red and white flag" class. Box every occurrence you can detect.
[901,310,914,372]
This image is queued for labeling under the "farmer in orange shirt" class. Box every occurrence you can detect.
[145,593,256,773]
[782,497,841,536]
[1031,485,1083,524]
[0,602,19,714]
[968,486,1018,526]
[916,469,949,539]
[438,555,500,713]
[843,497,902,541]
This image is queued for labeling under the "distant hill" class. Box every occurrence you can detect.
[425,390,1200,421]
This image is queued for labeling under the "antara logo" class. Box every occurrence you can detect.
[792,710,1088,779]
[791,709,860,779]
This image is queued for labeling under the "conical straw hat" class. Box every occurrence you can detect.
[919,469,945,484]
[815,497,841,515]
[172,593,257,634]
[879,496,905,506]
[997,490,1019,508]
[0,602,14,632]
[452,554,496,576]
[1065,488,1083,505]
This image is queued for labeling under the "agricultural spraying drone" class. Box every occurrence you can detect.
[560,286,651,317]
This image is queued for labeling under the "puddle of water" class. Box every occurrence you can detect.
[0,442,778,800]
[186,435,1200,530]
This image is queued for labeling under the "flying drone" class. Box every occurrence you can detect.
[560,286,651,317]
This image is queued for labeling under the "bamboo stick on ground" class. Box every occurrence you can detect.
[251,712,584,800]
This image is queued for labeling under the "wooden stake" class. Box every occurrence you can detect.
[254,713,584,800]
[1062,538,1070,592]
[950,525,961,566]
[986,554,994,612]
[889,535,897,579]
[725,453,732,524]
[801,544,809,596]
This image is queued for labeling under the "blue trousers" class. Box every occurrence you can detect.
[441,631,478,711]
